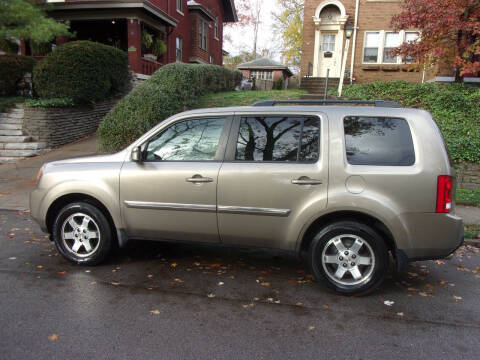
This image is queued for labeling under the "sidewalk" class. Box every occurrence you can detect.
[0,135,98,210]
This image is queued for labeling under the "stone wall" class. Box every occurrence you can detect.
[455,162,480,190]
[23,98,118,148]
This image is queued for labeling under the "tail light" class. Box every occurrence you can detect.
[436,175,453,213]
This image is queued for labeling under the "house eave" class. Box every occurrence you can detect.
[45,0,179,27]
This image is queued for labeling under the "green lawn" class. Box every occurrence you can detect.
[457,188,480,207]
[0,97,23,113]
[194,89,306,109]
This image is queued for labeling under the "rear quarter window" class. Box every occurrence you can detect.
[343,116,415,166]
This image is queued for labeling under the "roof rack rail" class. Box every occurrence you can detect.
[252,99,402,108]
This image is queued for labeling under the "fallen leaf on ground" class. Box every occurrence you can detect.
[384,300,395,306]
[296,302,304,306]
[439,280,446,286]
[36,265,43,269]
[322,304,329,309]
[407,272,418,277]
[453,295,462,302]
[57,271,67,275]
[207,293,216,298]
[171,263,178,268]
[150,310,160,315]
[397,312,404,317]
[218,282,224,286]
[407,287,418,291]
[308,326,315,331]
[260,282,270,287]
[111,282,120,286]
[147,274,153,278]
[242,303,255,308]
[419,292,428,297]
[48,334,59,341]
[434,260,445,265]
[8,257,17,260]
[85,270,91,273]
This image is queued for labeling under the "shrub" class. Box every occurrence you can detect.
[97,63,243,152]
[273,77,285,90]
[0,55,36,96]
[33,41,129,104]
[333,81,480,164]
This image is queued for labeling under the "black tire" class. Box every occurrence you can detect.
[52,202,113,265]
[308,221,389,296]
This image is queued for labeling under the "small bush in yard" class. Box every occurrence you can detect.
[334,81,480,164]
[0,55,36,96]
[273,77,284,90]
[33,41,129,104]
[97,63,243,152]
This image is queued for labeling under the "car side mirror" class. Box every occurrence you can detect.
[131,146,142,162]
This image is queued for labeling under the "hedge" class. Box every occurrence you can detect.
[0,55,36,96]
[33,41,129,104]
[333,81,480,164]
[97,63,243,152]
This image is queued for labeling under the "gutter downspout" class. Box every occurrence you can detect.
[349,0,360,84]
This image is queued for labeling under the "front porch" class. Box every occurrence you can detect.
[20,2,179,76]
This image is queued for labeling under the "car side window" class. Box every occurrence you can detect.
[144,117,225,161]
[235,116,320,162]
[344,116,415,166]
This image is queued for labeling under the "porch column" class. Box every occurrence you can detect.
[20,40,27,55]
[313,19,321,77]
[127,18,142,73]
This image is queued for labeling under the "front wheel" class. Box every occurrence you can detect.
[308,221,389,295]
[52,202,113,265]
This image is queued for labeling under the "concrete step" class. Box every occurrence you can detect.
[0,149,48,158]
[0,123,22,130]
[0,135,32,143]
[0,129,23,136]
[0,157,24,163]
[0,111,23,119]
[0,142,47,150]
[0,117,23,124]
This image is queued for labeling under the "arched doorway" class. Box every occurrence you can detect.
[312,1,349,77]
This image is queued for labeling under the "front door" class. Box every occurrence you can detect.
[320,32,339,77]
[120,115,231,242]
[217,113,328,250]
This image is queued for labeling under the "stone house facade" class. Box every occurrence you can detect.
[300,0,479,84]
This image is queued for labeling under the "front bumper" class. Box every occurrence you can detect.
[30,188,48,232]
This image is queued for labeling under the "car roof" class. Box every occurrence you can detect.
[178,105,429,118]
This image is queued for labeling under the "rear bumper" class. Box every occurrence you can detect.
[397,212,464,261]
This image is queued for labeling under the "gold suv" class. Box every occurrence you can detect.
[30,100,464,295]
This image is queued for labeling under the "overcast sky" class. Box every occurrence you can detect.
[223,0,282,60]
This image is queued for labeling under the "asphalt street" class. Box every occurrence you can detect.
[1,209,479,360]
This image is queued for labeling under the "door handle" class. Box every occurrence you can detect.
[291,177,323,185]
[186,175,213,183]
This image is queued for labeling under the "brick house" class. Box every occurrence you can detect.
[300,0,479,90]
[21,0,237,76]
[238,58,293,85]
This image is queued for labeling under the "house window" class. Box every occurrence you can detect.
[210,55,214,64]
[363,32,380,63]
[250,70,273,80]
[404,32,419,63]
[321,34,336,52]
[176,37,182,62]
[214,16,219,40]
[364,31,420,64]
[383,32,400,63]
[199,18,208,51]
[176,0,183,14]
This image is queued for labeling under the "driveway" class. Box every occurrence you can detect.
[0,209,479,359]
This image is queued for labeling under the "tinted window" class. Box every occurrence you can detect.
[145,117,225,161]
[235,116,320,162]
[344,116,415,166]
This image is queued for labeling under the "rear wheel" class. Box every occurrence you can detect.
[52,202,113,265]
[308,221,389,295]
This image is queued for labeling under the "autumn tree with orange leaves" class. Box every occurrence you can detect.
[391,0,480,78]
